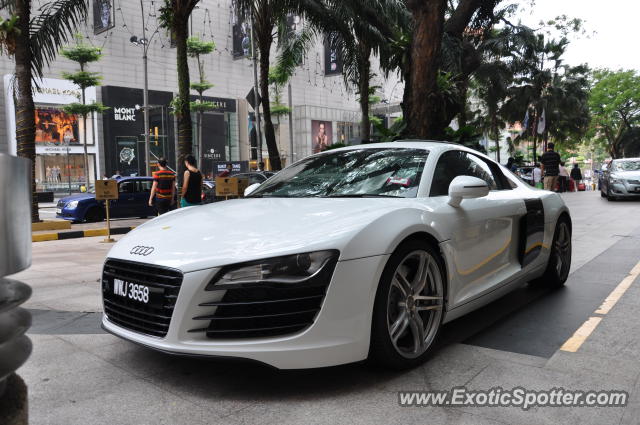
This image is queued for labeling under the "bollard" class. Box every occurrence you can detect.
[0,154,33,425]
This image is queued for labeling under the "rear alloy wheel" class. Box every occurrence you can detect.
[531,218,571,288]
[370,241,445,369]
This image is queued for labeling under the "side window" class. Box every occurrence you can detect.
[249,175,262,185]
[137,180,153,193]
[430,151,503,197]
[466,154,498,190]
[118,181,135,194]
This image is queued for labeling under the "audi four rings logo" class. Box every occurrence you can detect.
[130,246,154,256]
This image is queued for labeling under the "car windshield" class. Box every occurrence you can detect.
[614,160,640,172]
[249,148,428,198]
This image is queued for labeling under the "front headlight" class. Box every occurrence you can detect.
[207,250,339,288]
[66,200,79,209]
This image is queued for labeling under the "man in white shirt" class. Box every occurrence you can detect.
[533,163,542,187]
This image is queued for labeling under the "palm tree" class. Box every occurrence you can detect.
[0,0,88,223]
[325,0,406,142]
[159,0,200,179]
[501,34,589,161]
[236,0,359,171]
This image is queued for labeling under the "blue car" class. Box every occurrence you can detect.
[56,177,158,222]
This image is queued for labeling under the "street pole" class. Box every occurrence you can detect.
[67,145,71,195]
[249,14,263,166]
[288,82,294,165]
[141,0,151,177]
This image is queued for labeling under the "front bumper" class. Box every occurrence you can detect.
[610,181,640,197]
[102,255,389,369]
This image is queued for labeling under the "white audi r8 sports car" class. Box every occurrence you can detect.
[101,141,571,369]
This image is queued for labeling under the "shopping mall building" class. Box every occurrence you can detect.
[0,0,401,192]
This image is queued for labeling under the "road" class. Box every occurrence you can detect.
[10,190,640,425]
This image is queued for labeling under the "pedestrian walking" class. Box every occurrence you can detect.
[533,163,542,188]
[570,164,583,192]
[148,158,176,215]
[540,142,561,192]
[558,161,569,192]
[180,155,203,208]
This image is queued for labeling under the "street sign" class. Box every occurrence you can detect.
[95,179,118,200]
[245,87,261,109]
[215,177,249,197]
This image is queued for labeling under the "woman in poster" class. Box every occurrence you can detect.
[313,122,330,153]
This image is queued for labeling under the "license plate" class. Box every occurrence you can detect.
[56,208,62,214]
[111,278,164,307]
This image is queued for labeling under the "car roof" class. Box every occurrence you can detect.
[329,140,493,161]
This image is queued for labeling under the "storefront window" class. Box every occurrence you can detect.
[35,154,96,193]
[337,121,360,144]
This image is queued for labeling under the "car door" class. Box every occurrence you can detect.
[134,179,156,217]
[112,180,136,218]
[430,150,527,308]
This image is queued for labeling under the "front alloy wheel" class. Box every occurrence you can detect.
[370,241,445,369]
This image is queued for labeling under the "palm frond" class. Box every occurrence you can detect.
[272,24,315,87]
[29,0,89,80]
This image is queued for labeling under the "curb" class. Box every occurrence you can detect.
[32,226,136,242]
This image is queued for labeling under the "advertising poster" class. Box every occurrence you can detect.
[93,0,115,34]
[35,107,79,145]
[311,120,333,154]
[232,12,251,58]
[116,136,139,177]
[324,33,343,76]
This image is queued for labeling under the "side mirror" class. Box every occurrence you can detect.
[448,175,490,207]
[244,183,261,197]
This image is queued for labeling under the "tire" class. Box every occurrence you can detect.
[600,190,606,198]
[85,207,104,223]
[369,239,446,370]
[531,217,571,289]
[606,187,615,201]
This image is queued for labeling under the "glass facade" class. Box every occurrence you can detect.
[35,153,96,193]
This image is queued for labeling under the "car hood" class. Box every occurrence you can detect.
[59,193,94,204]
[107,197,416,272]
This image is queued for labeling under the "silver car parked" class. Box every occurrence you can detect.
[600,158,640,201]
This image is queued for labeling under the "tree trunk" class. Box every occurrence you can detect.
[493,114,500,163]
[257,33,282,171]
[15,0,40,223]
[358,44,372,142]
[174,19,193,183]
[402,0,447,139]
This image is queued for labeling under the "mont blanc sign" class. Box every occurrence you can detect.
[113,107,136,121]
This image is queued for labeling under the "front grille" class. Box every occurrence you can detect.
[628,179,640,185]
[57,200,65,208]
[190,258,337,339]
[102,259,183,338]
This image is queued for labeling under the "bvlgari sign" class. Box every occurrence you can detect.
[113,107,136,121]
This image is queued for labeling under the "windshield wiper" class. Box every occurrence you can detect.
[323,194,402,198]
